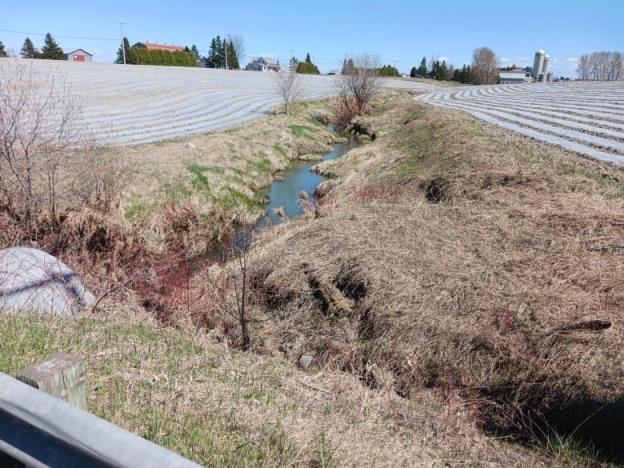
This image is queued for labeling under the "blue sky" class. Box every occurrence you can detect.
[3,0,623,77]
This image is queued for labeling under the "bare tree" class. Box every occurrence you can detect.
[0,63,87,230]
[471,47,499,85]
[338,53,381,114]
[333,53,381,129]
[227,34,246,64]
[272,66,303,115]
[577,51,623,81]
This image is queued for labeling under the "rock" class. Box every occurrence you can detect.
[184,142,197,150]
[0,247,95,317]
[299,353,315,370]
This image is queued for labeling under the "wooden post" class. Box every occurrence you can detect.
[16,353,87,410]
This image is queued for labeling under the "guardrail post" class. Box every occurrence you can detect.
[16,353,88,410]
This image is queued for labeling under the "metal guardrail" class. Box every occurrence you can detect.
[0,372,201,467]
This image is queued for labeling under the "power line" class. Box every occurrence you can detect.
[0,28,118,41]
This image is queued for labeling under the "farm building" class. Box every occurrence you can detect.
[246,56,280,72]
[132,42,185,53]
[500,70,533,84]
[63,49,93,62]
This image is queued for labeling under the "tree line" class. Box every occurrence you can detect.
[577,51,623,81]
[116,35,243,69]
[11,33,65,60]
[408,47,499,85]
[116,38,197,67]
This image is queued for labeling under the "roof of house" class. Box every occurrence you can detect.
[63,48,93,56]
[251,56,278,65]
[134,42,186,52]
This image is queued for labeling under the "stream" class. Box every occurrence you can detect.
[235,135,358,248]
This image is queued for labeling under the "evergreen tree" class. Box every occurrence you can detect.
[207,36,227,68]
[41,33,64,60]
[379,65,400,77]
[0,41,7,58]
[115,37,135,64]
[226,41,239,69]
[410,66,417,78]
[191,45,200,60]
[296,53,320,74]
[21,37,38,59]
[452,68,461,81]
[429,60,438,79]
[215,35,224,68]
[439,60,449,80]
[416,56,427,76]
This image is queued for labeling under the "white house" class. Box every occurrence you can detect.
[246,56,280,72]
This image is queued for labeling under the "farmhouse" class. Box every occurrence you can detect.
[246,56,281,72]
[63,49,93,62]
[499,70,533,84]
[132,42,185,53]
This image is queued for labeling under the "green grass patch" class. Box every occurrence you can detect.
[186,163,210,191]
[249,155,273,174]
[273,143,288,160]
[163,178,193,201]
[288,124,318,139]
[124,193,149,221]
[0,316,301,466]
[217,188,261,211]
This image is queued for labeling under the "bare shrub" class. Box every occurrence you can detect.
[334,53,381,129]
[272,67,302,115]
[0,62,105,230]
[201,233,270,351]
[0,62,128,244]
[72,147,128,213]
[471,47,499,85]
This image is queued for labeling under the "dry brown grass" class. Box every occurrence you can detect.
[0,310,560,467]
[193,91,624,464]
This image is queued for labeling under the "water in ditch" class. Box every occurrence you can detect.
[235,135,358,247]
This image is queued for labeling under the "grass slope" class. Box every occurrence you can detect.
[235,91,624,465]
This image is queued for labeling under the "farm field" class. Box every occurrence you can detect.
[0,59,438,145]
[415,81,624,164]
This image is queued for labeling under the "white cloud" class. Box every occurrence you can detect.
[566,57,578,63]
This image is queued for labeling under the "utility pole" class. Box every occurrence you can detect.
[119,22,126,65]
